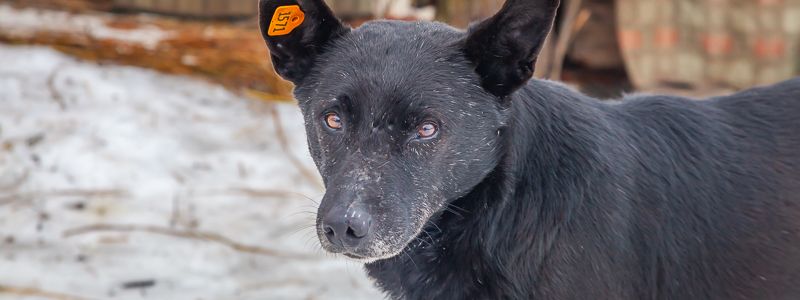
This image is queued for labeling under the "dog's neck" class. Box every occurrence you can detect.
[365,80,621,299]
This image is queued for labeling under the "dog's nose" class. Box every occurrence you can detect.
[322,206,372,248]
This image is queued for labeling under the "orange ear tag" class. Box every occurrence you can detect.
[268,5,305,37]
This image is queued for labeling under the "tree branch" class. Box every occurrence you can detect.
[63,223,320,260]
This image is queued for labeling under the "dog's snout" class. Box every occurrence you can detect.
[322,206,373,248]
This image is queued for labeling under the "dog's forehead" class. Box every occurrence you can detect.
[317,21,466,80]
[348,20,462,47]
[302,21,476,105]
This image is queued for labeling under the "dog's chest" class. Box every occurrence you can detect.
[366,244,520,299]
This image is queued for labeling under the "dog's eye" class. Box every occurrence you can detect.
[325,113,342,130]
[417,122,438,139]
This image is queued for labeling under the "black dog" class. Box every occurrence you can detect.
[259,0,800,298]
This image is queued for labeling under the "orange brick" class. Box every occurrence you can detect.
[754,37,786,59]
[619,29,643,51]
[655,27,679,48]
[702,34,733,56]
[758,0,782,6]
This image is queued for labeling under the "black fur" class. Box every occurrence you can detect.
[366,79,800,299]
[258,0,800,299]
[465,0,559,97]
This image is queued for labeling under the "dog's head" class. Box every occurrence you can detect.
[259,0,559,261]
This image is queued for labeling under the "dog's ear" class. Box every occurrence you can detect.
[465,0,560,97]
[259,0,349,84]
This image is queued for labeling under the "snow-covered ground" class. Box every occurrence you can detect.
[0,45,383,300]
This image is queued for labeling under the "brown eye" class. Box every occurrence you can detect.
[325,113,342,130]
[417,122,438,139]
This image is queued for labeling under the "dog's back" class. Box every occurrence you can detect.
[650,78,800,299]
[539,78,800,299]
[499,78,800,299]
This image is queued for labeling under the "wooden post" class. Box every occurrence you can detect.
[326,0,376,19]
[435,0,504,28]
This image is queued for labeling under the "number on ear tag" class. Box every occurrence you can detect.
[268,5,305,37]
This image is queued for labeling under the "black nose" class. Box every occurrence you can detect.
[322,206,372,249]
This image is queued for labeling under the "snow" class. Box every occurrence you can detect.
[0,45,383,300]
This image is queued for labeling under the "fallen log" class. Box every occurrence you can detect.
[0,4,294,102]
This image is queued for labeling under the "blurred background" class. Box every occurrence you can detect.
[0,0,798,299]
